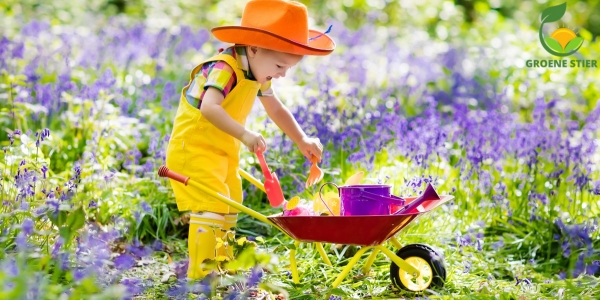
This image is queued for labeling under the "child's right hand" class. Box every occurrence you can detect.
[241,130,267,153]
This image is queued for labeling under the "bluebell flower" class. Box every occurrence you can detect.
[127,239,152,258]
[166,279,188,297]
[141,201,152,214]
[151,240,163,251]
[16,232,28,251]
[246,266,264,288]
[121,277,145,295]
[189,279,211,295]
[173,260,189,279]
[22,218,34,235]
[114,253,136,271]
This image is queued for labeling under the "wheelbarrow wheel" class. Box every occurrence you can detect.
[389,244,446,292]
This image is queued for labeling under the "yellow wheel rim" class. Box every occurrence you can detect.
[398,256,433,292]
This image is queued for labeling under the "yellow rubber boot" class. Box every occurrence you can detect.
[188,212,224,279]
[218,214,238,259]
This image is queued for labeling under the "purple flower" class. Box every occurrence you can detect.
[127,240,152,258]
[114,254,137,271]
[141,201,152,214]
[246,266,264,287]
[476,239,483,251]
[189,279,211,295]
[166,280,188,297]
[172,260,189,279]
[591,180,600,195]
[73,269,89,282]
[121,277,145,295]
[151,240,163,251]
[463,260,472,273]
[2,257,19,276]
[41,165,48,179]
[16,232,28,251]
[52,237,64,257]
[22,218,34,235]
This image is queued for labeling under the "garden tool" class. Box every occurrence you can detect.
[344,171,364,185]
[255,150,285,207]
[305,155,324,188]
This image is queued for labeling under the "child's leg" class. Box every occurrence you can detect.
[188,211,225,279]
[219,213,238,258]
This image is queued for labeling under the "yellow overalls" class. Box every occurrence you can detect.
[166,53,261,214]
[166,53,261,278]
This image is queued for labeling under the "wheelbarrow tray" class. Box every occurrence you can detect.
[268,195,454,246]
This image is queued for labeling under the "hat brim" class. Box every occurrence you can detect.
[211,26,335,56]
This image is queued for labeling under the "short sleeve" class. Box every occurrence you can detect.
[258,80,274,97]
[204,61,236,97]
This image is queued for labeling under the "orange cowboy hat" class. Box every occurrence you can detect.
[211,0,335,56]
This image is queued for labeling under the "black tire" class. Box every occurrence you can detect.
[389,244,446,292]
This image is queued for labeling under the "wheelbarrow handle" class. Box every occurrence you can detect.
[158,166,277,227]
[158,166,189,185]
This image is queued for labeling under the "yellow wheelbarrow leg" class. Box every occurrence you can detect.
[290,241,301,284]
[362,248,380,275]
[376,245,419,276]
[316,243,332,266]
[390,237,403,250]
[331,246,371,288]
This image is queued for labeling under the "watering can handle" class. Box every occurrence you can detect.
[318,182,338,216]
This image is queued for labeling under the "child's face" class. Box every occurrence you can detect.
[247,46,303,84]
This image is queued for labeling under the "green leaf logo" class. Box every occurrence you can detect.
[545,37,563,52]
[541,2,566,23]
[538,2,583,57]
[564,37,583,52]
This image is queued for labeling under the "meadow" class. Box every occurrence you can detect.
[1,0,599,299]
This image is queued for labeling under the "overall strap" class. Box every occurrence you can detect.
[194,53,246,85]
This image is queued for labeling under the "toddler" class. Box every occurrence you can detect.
[166,0,335,278]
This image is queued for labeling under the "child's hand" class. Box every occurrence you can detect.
[298,136,323,162]
[241,130,267,153]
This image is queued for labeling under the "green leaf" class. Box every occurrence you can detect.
[541,2,566,23]
[59,226,72,241]
[545,37,563,52]
[564,37,583,52]
[330,288,347,296]
[66,206,86,232]
[48,210,68,227]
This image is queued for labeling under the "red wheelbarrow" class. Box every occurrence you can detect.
[158,166,454,292]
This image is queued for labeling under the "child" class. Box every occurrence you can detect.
[165,0,335,279]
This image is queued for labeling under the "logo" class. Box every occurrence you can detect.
[539,2,583,57]
[526,2,597,68]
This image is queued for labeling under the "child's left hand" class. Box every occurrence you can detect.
[298,136,323,162]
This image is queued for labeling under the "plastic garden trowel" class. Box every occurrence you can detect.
[344,171,364,185]
[255,150,285,207]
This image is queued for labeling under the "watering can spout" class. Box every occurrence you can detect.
[393,183,440,215]
[421,183,440,201]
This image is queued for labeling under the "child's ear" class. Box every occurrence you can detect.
[247,46,258,57]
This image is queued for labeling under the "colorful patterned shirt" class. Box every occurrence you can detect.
[186,46,274,109]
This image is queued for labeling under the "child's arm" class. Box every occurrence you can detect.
[259,94,323,161]
[201,86,266,152]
